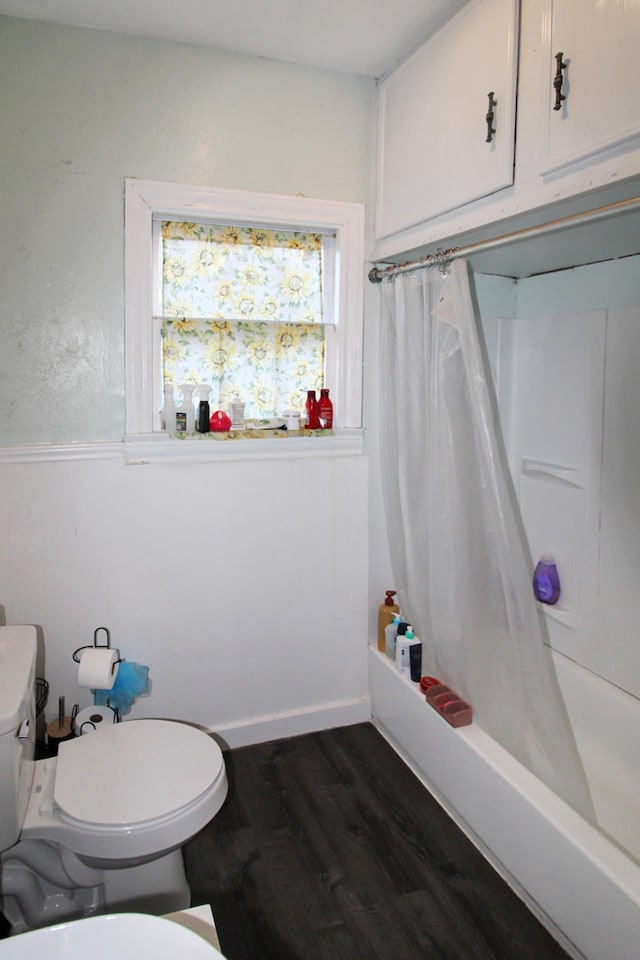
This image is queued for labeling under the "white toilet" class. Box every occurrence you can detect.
[0,912,228,959]
[0,625,228,935]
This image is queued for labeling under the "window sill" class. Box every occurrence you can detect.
[124,428,365,464]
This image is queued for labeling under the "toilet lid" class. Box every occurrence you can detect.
[55,719,224,827]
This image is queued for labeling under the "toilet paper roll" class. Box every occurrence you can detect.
[77,647,120,690]
[73,705,117,736]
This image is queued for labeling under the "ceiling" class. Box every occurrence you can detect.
[6,0,638,274]
[0,0,467,77]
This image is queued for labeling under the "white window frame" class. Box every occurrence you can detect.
[124,178,365,461]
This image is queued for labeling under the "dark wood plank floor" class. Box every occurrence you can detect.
[184,722,571,960]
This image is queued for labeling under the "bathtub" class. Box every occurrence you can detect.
[369,646,640,960]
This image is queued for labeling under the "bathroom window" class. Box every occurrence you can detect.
[124,179,364,452]
[154,218,332,421]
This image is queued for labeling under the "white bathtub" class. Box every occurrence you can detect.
[369,647,640,960]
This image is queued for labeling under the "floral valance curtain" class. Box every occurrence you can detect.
[160,220,326,418]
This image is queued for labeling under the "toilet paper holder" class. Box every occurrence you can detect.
[72,627,123,666]
[71,702,120,735]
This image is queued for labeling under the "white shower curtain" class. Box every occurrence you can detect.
[379,259,594,821]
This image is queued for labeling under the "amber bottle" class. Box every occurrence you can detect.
[377,590,399,652]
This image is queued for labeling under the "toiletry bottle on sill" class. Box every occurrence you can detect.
[176,383,196,433]
[318,388,333,429]
[176,383,196,435]
[195,383,211,433]
[160,382,177,436]
[305,390,321,429]
[377,590,399,652]
[229,399,246,430]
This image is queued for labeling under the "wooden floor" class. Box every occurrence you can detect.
[184,722,571,960]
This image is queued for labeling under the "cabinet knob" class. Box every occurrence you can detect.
[553,52,567,111]
[485,91,497,143]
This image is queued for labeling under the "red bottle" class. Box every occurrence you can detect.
[305,390,321,429]
[318,388,333,429]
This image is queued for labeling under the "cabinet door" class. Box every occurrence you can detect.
[376,0,519,240]
[539,0,640,175]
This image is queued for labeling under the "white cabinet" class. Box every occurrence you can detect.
[374,0,640,261]
[376,0,519,240]
[538,0,640,177]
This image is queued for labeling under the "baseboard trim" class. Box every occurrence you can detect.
[213,696,372,749]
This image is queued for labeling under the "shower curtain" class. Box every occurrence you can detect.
[379,259,594,821]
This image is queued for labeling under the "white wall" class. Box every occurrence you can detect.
[0,16,375,743]
[0,15,374,445]
[0,452,370,743]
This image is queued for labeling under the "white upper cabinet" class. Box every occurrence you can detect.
[538,0,640,177]
[376,0,519,240]
[374,0,640,262]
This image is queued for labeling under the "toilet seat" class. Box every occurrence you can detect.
[55,720,224,827]
[22,719,228,861]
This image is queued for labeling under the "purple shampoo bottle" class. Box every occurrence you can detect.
[533,555,561,605]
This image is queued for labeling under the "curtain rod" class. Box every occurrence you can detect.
[368,195,640,283]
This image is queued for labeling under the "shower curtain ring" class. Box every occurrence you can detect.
[434,247,453,276]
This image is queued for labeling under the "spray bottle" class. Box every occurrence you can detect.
[176,384,196,434]
[160,382,177,436]
[195,384,212,434]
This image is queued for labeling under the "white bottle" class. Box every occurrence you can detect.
[229,399,246,430]
[396,626,419,678]
[160,383,177,436]
[176,384,196,434]
[385,613,401,660]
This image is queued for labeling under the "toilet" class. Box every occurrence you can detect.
[0,625,228,935]
[0,912,228,959]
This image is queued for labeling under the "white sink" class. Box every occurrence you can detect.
[0,913,227,959]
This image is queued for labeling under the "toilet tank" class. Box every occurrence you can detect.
[0,625,37,852]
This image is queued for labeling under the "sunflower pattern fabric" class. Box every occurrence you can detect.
[161,220,326,419]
